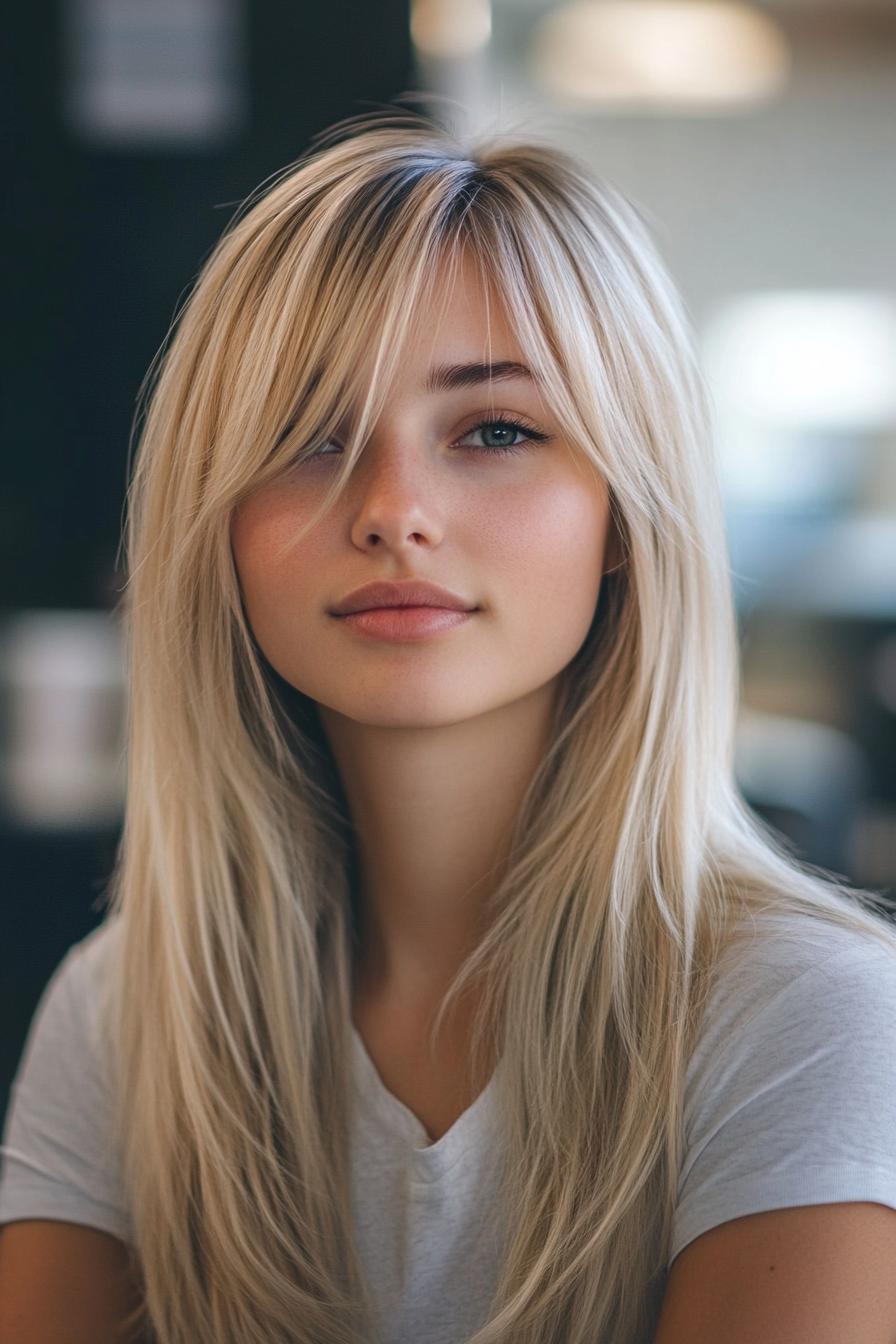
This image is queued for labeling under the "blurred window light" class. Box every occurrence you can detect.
[411,0,492,58]
[63,0,246,147]
[703,292,896,431]
[530,0,790,110]
[701,290,896,512]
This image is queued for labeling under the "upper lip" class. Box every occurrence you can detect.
[329,580,478,615]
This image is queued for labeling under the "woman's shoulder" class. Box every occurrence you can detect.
[0,915,131,1241]
[669,906,896,1270]
[70,913,124,976]
[705,906,896,1016]
[39,916,123,1041]
[687,904,896,1094]
[8,917,123,1087]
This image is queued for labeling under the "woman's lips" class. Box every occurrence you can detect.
[333,606,476,641]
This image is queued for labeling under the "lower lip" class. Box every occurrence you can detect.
[334,606,476,641]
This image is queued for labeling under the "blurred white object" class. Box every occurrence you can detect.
[531,0,790,109]
[703,290,896,513]
[63,0,246,146]
[1,610,126,829]
[703,291,896,431]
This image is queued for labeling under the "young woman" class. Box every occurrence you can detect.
[1,106,895,1344]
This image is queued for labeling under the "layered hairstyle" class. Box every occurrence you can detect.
[99,104,896,1343]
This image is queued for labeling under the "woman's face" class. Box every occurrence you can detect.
[230,252,616,729]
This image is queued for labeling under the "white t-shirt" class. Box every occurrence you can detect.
[2,911,896,1344]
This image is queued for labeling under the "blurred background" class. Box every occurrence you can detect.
[3,0,895,1116]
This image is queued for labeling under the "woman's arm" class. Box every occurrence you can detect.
[0,1220,146,1344]
[654,1200,896,1344]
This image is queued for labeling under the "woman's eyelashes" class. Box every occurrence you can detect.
[302,413,552,462]
[455,415,552,456]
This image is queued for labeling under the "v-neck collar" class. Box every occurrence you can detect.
[350,1023,500,1172]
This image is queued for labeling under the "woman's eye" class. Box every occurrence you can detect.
[456,417,551,456]
[305,416,550,460]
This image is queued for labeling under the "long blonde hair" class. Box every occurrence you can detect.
[101,104,896,1344]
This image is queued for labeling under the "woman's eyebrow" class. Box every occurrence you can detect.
[423,361,534,393]
[274,362,538,445]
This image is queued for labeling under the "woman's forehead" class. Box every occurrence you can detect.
[300,248,551,419]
